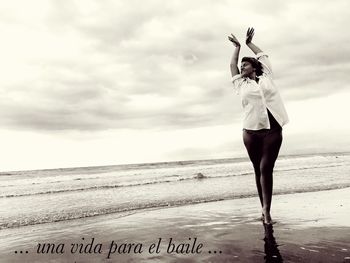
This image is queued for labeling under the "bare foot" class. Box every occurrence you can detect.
[260,213,264,221]
[262,210,275,225]
[264,212,272,225]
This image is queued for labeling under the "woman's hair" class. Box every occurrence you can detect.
[241,57,263,76]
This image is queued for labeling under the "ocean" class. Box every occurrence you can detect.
[1,152,350,230]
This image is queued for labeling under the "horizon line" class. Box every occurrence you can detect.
[1,150,350,174]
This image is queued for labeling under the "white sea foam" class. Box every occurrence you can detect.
[0,153,349,229]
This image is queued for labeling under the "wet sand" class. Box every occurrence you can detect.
[1,188,349,262]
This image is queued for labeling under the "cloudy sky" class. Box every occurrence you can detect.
[0,0,349,171]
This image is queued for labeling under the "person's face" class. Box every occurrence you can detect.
[241,61,255,77]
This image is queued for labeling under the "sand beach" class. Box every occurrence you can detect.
[0,188,349,262]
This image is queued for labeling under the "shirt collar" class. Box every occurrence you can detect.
[243,74,263,82]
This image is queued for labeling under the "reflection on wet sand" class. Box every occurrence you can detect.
[263,223,283,263]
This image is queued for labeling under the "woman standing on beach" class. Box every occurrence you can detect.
[228,28,289,224]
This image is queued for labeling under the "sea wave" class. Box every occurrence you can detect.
[1,184,349,230]
[1,163,347,198]
[1,153,350,230]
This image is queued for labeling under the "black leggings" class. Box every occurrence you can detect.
[243,127,282,208]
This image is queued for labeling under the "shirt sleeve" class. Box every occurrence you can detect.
[231,74,244,95]
[256,52,272,75]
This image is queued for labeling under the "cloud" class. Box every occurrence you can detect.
[0,0,349,133]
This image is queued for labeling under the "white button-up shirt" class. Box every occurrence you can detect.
[232,52,289,130]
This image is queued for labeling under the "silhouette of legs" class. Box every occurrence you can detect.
[243,128,282,224]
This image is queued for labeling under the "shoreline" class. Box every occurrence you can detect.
[1,188,349,262]
[2,184,350,231]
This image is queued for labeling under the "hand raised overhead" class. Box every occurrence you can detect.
[228,33,241,47]
[246,27,254,44]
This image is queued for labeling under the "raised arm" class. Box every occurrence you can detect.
[246,27,273,74]
[245,27,262,55]
[228,34,241,77]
